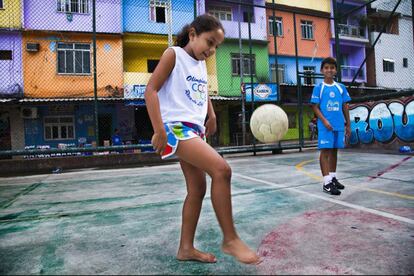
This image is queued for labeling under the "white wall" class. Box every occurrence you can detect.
[371,0,412,17]
[372,17,414,89]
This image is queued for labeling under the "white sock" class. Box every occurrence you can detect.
[329,172,337,179]
[323,175,332,185]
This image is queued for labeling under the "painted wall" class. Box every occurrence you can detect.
[215,41,269,97]
[282,105,314,140]
[331,40,367,82]
[266,0,331,13]
[269,55,324,85]
[123,0,194,34]
[23,103,121,147]
[123,33,219,95]
[0,0,22,29]
[23,0,122,33]
[0,32,23,96]
[370,18,414,89]
[206,0,267,41]
[371,0,412,17]
[23,32,123,98]
[266,10,331,58]
[349,97,414,145]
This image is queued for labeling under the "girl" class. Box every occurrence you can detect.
[144,14,260,264]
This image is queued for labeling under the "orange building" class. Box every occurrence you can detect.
[23,32,123,98]
[266,9,331,58]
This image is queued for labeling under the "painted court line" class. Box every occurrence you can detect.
[295,159,414,200]
[368,156,412,181]
[233,173,414,225]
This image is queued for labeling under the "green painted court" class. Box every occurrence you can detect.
[0,149,413,274]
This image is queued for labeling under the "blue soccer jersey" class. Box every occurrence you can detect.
[310,82,351,131]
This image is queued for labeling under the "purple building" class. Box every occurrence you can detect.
[0,32,23,97]
[331,0,368,83]
[23,0,122,33]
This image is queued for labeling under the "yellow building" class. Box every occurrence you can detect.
[266,0,331,13]
[0,0,22,29]
[123,33,218,97]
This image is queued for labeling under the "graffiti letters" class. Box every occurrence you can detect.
[349,99,414,144]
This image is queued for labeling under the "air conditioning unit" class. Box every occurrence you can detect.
[21,107,38,119]
[26,43,40,52]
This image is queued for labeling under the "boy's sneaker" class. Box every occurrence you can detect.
[332,177,345,190]
[323,182,341,195]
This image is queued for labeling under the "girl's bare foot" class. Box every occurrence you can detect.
[176,248,217,263]
[222,238,261,264]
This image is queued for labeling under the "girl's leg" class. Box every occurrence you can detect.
[176,159,216,263]
[176,137,260,264]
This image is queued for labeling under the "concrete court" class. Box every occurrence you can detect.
[0,149,413,275]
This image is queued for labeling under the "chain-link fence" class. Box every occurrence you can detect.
[0,0,413,162]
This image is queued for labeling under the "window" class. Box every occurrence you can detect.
[303,66,315,85]
[0,50,12,60]
[383,59,394,72]
[149,0,170,23]
[301,20,314,40]
[403,58,408,68]
[209,6,232,21]
[44,116,75,140]
[270,63,285,83]
[57,43,91,74]
[57,0,89,14]
[287,112,297,129]
[147,59,159,73]
[243,11,255,23]
[268,17,283,37]
[0,0,3,9]
[231,54,256,76]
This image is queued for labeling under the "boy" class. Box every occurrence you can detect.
[310,57,351,195]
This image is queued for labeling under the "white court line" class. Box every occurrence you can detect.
[233,173,414,225]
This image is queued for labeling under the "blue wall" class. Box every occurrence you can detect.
[269,56,324,85]
[24,104,118,147]
[123,0,195,34]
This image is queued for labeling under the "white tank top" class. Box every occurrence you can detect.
[158,46,208,130]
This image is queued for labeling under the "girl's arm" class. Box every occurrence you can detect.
[144,48,175,155]
[311,104,333,131]
[205,95,217,137]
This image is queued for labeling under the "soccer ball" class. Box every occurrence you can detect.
[250,104,289,143]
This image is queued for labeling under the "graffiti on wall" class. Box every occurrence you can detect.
[349,98,414,144]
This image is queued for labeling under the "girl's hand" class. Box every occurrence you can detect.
[151,131,167,156]
[205,116,217,137]
[323,119,333,131]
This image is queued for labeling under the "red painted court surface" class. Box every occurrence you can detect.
[0,149,413,274]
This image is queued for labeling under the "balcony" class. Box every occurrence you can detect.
[338,24,368,42]
[341,65,365,82]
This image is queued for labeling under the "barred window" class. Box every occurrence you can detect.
[383,59,395,72]
[57,43,91,75]
[209,6,232,21]
[268,17,283,37]
[44,116,75,140]
[231,54,256,76]
[303,66,315,85]
[270,64,285,83]
[57,0,89,14]
[301,20,314,40]
[149,0,170,23]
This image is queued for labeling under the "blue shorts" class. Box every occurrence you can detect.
[318,128,345,149]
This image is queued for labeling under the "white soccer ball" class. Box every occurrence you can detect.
[250,104,289,143]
